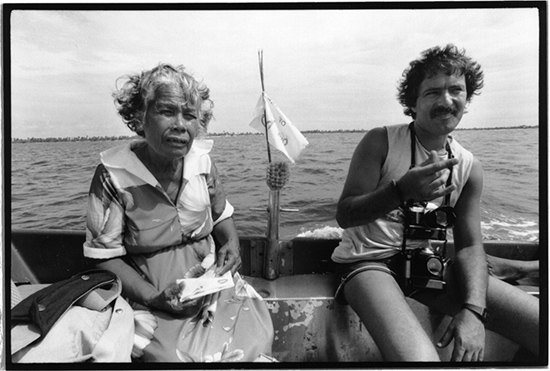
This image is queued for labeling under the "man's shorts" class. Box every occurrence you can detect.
[334,254,413,305]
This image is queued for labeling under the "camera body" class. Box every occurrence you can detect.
[401,247,447,291]
[400,202,455,292]
[404,203,455,240]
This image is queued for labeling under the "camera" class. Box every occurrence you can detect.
[404,202,456,241]
[400,202,454,292]
[400,247,448,291]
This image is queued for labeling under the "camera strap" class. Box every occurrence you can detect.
[396,123,455,292]
[401,122,455,253]
[408,122,454,207]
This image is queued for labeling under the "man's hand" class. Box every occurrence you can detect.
[215,240,242,276]
[437,309,486,361]
[397,150,458,203]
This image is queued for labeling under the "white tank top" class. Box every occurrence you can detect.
[331,123,474,263]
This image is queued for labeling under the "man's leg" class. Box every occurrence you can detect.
[484,276,539,356]
[344,270,440,361]
[414,267,539,357]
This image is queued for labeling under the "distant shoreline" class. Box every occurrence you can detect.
[11,125,539,143]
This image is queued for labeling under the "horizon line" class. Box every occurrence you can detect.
[11,125,539,142]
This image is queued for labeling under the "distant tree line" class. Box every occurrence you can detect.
[12,135,140,143]
[455,125,538,131]
[11,125,538,143]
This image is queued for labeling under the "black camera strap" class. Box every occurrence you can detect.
[398,122,455,293]
[401,122,455,252]
[408,122,454,207]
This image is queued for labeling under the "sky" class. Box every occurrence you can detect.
[7,4,542,139]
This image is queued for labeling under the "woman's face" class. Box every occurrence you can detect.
[141,84,200,161]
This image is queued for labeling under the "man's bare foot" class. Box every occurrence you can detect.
[487,255,539,283]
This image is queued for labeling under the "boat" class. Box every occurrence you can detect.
[10,223,540,363]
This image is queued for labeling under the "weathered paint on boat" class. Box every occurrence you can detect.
[10,229,540,363]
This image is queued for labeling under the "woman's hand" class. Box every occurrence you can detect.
[146,282,203,316]
[216,240,242,276]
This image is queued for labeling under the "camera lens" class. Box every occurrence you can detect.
[425,206,456,228]
[426,257,443,276]
[435,209,449,226]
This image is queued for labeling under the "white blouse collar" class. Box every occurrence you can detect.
[101,138,214,187]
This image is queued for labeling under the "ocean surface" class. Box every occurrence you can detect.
[11,128,540,242]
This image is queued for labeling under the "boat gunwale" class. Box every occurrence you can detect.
[10,228,540,284]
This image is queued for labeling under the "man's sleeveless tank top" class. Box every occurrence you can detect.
[331,123,475,263]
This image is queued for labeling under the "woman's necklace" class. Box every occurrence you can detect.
[163,159,183,204]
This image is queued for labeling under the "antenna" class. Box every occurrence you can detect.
[258,49,272,163]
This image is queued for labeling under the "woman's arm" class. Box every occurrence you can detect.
[97,258,201,314]
[206,159,242,276]
[212,217,242,276]
[96,258,159,306]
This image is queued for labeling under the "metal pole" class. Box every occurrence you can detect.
[263,189,281,279]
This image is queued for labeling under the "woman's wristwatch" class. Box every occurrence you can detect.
[462,303,488,323]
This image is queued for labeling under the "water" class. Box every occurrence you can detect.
[10,129,540,242]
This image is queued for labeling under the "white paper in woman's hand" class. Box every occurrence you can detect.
[176,270,234,301]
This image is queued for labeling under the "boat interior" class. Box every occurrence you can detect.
[10,226,541,364]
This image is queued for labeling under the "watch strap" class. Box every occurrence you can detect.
[462,303,488,322]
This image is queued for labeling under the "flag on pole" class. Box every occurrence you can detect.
[249,93,309,163]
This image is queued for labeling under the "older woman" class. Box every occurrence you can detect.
[83,63,274,362]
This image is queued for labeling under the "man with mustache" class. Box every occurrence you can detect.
[331,44,539,362]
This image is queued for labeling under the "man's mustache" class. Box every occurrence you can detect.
[430,106,456,119]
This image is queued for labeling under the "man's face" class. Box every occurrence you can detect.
[412,72,467,136]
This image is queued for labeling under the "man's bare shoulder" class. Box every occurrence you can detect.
[354,126,388,157]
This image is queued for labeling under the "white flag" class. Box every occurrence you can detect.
[249,93,309,163]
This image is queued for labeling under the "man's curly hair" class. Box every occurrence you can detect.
[397,44,484,118]
[112,63,213,137]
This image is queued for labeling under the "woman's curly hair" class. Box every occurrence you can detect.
[397,44,484,118]
[112,63,214,137]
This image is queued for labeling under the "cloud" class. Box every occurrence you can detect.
[8,7,541,138]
